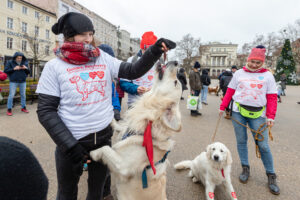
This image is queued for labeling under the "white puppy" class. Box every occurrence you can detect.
[174,142,238,200]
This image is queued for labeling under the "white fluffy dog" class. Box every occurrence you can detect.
[174,142,238,200]
[90,61,182,200]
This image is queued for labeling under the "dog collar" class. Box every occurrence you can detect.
[221,168,225,178]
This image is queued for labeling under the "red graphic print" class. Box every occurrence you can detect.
[148,75,154,81]
[257,84,263,89]
[69,76,107,101]
[97,71,104,79]
[231,192,237,199]
[89,71,97,79]
[208,192,214,199]
[250,83,256,88]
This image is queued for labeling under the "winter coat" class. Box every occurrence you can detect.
[4,52,30,83]
[280,75,287,90]
[200,70,211,86]
[220,71,233,94]
[112,82,121,111]
[116,78,125,98]
[189,70,202,91]
[177,69,187,91]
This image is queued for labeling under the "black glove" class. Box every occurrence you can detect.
[114,109,121,121]
[66,143,88,175]
[151,38,176,55]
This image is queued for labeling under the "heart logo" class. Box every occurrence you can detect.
[208,192,214,199]
[89,72,97,79]
[80,73,89,81]
[258,76,264,80]
[97,71,104,79]
[257,84,263,89]
[148,75,154,81]
[250,84,256,88]
[231,192,237,199]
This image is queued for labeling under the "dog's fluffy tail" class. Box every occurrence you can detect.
[174,160,193,170]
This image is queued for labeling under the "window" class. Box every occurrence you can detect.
[229,61,231,66]
[7,37,13,49]
[62,4,69,14]
[7,0,13,9]
[35,26,39,36]
[7,17,13,29]
[45,29,50,39]
[46,16,50,22]
[22,6,28,14]
[33,43,39,52]
[22,40,27,51]
[22,22,27,33]
[35,11,39,19]
[45,45,50,55]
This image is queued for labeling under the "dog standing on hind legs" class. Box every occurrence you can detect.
[90,61,182,200]
[174,142,238,200]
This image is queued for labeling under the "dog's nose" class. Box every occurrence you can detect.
[214,155,219,161]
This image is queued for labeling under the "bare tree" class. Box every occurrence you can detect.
[238,33,282,68]
[175,34,201,71]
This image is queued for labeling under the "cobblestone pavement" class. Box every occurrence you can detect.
[1,82,299,200]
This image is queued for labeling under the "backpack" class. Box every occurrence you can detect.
[222,76,232,90]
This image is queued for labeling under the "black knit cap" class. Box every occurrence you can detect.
[52,12,95,38]
[0,136,48,200]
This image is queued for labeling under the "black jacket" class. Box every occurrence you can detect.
[37,40,173,153]
[4,52,30,83]
[220,71,233,94]
[177,69,187,90]
[201,70,211,86]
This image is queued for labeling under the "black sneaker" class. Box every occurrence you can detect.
[267,173,280,195]
[239,165,250,183]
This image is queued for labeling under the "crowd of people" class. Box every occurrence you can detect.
[2,10,300,200]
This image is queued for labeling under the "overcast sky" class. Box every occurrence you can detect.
[75,0,300,48]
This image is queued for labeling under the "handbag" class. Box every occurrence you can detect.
[236,102,265,119]
[187,95,199,110]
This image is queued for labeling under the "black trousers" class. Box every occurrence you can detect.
[55,126,112,200]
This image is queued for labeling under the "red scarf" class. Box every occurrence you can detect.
[54,42,100,65]
[143,121,156,175]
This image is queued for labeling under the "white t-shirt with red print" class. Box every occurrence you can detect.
[36,50,122,139]
[122,55,156,106]
[228,69,277,117]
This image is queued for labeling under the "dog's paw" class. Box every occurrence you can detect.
[90,148,103,161]
[188,170,193,177]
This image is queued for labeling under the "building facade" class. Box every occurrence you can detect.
[58,0,140,61]
[0,0,56,78]
[196,42,238,78]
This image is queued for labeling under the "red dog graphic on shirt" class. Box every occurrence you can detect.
[69,76,107,101]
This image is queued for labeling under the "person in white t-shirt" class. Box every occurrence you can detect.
[120,31,158,108]
[219,45,280,195]
[36,12,176,200]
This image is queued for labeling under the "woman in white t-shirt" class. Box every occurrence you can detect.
[219,45,280,195]
[36,12,176,200]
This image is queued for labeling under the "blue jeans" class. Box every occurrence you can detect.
[201,85,208,103]
[7,82,26,109]
[231,111,275,174]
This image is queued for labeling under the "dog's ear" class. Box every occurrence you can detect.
[161,103,181,132]
[226,149,233,165]
[206,144,212,160]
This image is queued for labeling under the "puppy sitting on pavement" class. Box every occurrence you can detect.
[174,142,238,200]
